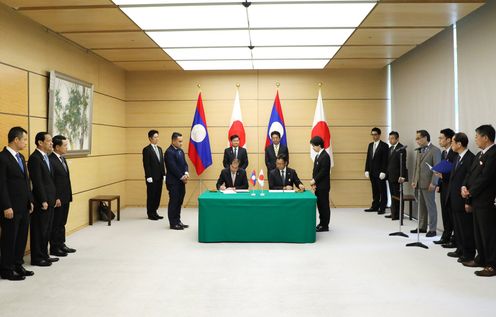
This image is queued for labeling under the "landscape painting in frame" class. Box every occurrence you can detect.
[48,71,93,156]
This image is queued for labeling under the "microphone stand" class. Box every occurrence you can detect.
[406,188,428,249]
[389,150,408,238]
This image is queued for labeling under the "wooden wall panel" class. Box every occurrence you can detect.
[0,63,28,115]
[93,93,126,127]
[0,113,29,157]
[28,73,48,118]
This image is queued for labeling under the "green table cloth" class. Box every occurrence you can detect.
[198,190,317,243]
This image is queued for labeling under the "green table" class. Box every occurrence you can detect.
[198,190,317,243]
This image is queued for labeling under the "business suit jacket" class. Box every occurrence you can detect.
[464,145,496,209]
[223,146,248,170]
[0,148,32,213]
[387,143,408,182]
[365,140,389,176]
[28,150,56,207]
[49,153,73,204]
[313,150,331,191]
[447,150,475,212]
[265,144,289,172]
[216,168,249,190]
[413,143,442,190]
[269,167,303,190]
[165,145,189,186]
[142,144,166,181]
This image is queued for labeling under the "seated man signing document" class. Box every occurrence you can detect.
[269,155,305,191]
[216,159,249,190]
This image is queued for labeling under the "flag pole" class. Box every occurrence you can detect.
[197,83,203,193]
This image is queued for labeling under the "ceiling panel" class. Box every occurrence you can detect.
[63,31,157,49]
[335,45,415,59]
[326,58,394,69]
[346,28,444,45]
[20,8,138,32]
[93,48,172,61]
[2,0,112,8]
[362,2,484,27]
[114,61,181,71]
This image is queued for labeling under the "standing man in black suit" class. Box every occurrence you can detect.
[49,135,76,257]
[265,131,289,174]
[385,131,408,220]
[461,125,496,277]
[269,155,304,191]
[165,132,189,230]
[223,135,248,170]
[446,133,475,263]
[142,130,166,221]
[434,128,457,246]
[0,127,34,281]
[28,132,57,267]
[310,136,331,232]
[364,127,389,215]
[216,159,248,190]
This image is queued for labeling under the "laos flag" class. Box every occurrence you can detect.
[265,91,287,148]
[188,93,212,175]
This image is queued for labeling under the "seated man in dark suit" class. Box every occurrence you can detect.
[216,159,248,190]
[269,154,305,191]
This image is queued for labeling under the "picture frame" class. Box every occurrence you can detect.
[48,71,94,156]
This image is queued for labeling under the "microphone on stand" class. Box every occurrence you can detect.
[395,145,408,152]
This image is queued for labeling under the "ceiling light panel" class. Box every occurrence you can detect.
[166,47,252,60]
[121,5,247,30]
[252,46,340,59]
[248,3,376,28]
[147,30,250,47]
[178,60,254,70]
[251,29,354,46]
[253,59,329,70]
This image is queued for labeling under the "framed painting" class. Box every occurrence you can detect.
[48,71,93,156]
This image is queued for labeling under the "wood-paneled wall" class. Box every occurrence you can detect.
[126,69,388,208]
[0,3,126,235]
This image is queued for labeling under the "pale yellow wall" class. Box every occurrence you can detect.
[126,69,388,208]
[0,3,126,236]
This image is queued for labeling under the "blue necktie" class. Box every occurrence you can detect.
[44,154,51,171]
[16,153,24,173]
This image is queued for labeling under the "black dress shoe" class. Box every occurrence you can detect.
[50,249,68,257]
[410,228,427,233]
[148,215,159,221]
[170,224,184,230]
[316,225,329,232]
[46,257,59,263]
[155,214,164,219]
[447,251,461,258]
[391,217,399,221]
[426,231,437,238]
[0,270,25,281]
[458,256,473,263]
[377,210,385,215]
[31,259,52,267]
[364,208,378,212]
[384,214,392,218]
[462,260,484,268]
[15,265,34,277]
[433,239,447,245]
[179,222,189,228]
[62,245,76,253]
[442,242,457,249]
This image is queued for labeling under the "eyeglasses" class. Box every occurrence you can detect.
[371,133,379,136]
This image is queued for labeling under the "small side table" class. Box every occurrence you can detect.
[89,195,120,226]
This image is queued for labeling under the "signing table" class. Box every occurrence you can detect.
[198,190,317,243]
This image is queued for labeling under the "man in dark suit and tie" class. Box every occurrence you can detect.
[28,132,58,267]
[49,135,76,257]
[265,131,289,173]
[216,159,248,190]
[0,127,34,281]
[364,127,389,215]
[165,132,189,230]
[446,133,475,263]
[142,130,166,221]
[461,125,496,277]
[310,136,331,232]
[269,155,304,191]
[434,128,458,246]
[385,131,408,220]
[223,135,248,170]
